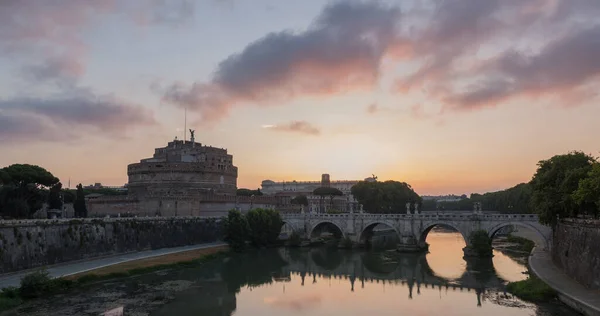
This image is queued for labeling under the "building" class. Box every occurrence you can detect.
[261,174,375,213]
[87,134,285,217]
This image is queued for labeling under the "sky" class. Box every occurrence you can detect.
[1,0,599,195]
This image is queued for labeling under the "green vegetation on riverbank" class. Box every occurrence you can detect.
[503,234,555,303]
[506,275,557,302]
[224,209,283,251]
[0,251,227,313]
[505,234,535,253]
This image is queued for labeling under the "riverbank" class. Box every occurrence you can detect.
[529,247,600,316]
[501,232,600,316]
[0,243,228,314]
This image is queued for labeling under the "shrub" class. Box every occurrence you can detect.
[506,276,556,302]
[223,209,248,252]
[246,208,283,247]
[0,287,19,299]
[19,269,73,299]
[19,270,52,298]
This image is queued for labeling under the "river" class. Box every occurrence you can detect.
[7,230,578,316]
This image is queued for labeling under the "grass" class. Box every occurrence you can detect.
[0,246,228,313]
[505,234,535,253]
[65,245,227,280]
[504,233,556,303]
[506,275,557,302]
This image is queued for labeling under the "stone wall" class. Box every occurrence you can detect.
[87,194,283,217]
[0,217,222,273]
[552,219,600,290]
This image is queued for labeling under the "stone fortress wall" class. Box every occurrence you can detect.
[552,219,600,290]
[87,194,281,217]
[0,217,222,273]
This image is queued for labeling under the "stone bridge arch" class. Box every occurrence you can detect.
[487,221,551,250]
[417,221,469,247]
[358,221,401,244]
[281,220,301,236]
[308,220,346,239]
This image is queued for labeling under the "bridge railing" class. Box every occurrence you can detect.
[282,212,539,221]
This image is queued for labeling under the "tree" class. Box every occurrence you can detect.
[572,163,600,218]
[73,184,88,218]
[223,209,249,252]
[290,195,309,206]
[530,151,597,226]
[313,187,343,210]
[236,188,263,196]
[246,208,283,247]
[0,164,58,218]
[47,183,63,210]
[351,180,421,213]
[0,169,10,185]
[2,164,58,188]
[466,230,493,258]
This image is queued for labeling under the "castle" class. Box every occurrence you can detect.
[87,133,284,217]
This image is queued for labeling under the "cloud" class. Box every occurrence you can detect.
[264,121,320,136]
[162,1,402,121]
[0,94,156,144]
[1,0,198,84]
[444,25,600,110]
[393,0,600,113]
[0,0,176,143]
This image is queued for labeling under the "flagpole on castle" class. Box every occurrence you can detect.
[184,106,187,142]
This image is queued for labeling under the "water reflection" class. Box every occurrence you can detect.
[150,232,576,316]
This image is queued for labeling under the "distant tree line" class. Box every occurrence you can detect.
[236,188,263,196]
[419,151,600,227]
[420,183,533,213]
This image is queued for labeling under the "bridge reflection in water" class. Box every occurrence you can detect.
[276,246,506,307]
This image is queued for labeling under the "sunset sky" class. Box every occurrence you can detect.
[1,0,599,195]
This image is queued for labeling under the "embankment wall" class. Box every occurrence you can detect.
[0,217,222,273]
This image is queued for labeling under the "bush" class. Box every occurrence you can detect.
[19,269,73,299]
[246,208,283,247]
[506,276,556,302]
[288,232,302,247]
[223,209,249,252]
[19,270,52,298]
[0,287,18,299]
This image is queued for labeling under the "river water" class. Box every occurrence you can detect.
[9,231,578,316]
[149,230,576,316]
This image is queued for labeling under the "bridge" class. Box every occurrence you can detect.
[281,212,551,254]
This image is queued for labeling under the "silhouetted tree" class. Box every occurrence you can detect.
[351,180,421,213]
[47,182,63,210]
[73,184,87,218]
